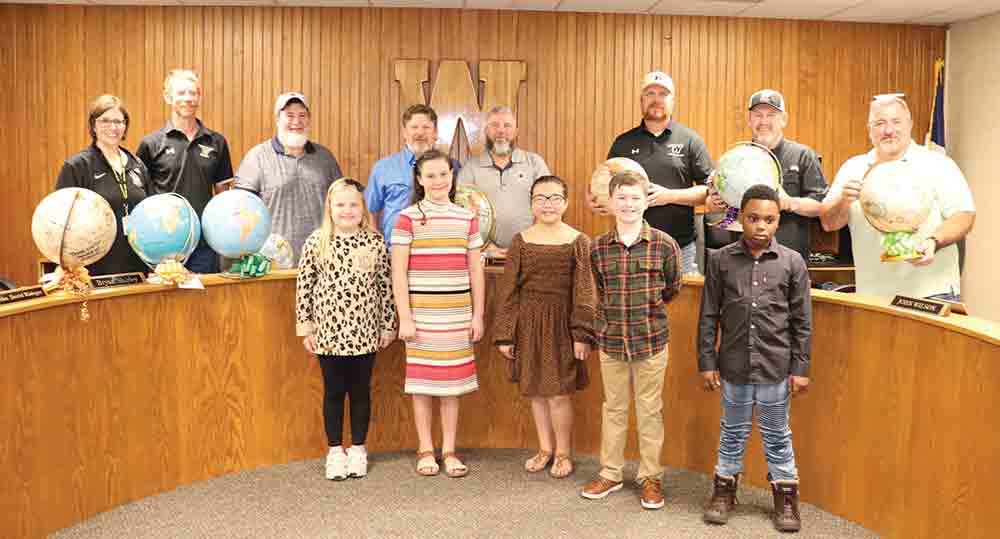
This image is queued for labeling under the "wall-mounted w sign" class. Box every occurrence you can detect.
[394,60,526,164]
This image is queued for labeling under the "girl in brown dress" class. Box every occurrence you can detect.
[494,175,597,478]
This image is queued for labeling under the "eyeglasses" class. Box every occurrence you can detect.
[642,90,670,100]
[531,194,566,205]
[96,118,126,127]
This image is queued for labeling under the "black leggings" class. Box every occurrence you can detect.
[318,353,376,446]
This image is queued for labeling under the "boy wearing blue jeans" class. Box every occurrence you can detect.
[697,185,812,532]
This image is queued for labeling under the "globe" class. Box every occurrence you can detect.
[454,184,496,247]
[201,189,272,258]
[126,193,201,267]
[713,142,782,208]
[860,160,932,233]
[590,157,649,208]
[31,187,117,268]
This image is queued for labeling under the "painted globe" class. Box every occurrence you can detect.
[201,189,272,258]
[859,160,932,233]
[713,142,781,208]
[31,187,117,268]
[590,157,649,208]
[454,184,496,247]
[126,193,201,266]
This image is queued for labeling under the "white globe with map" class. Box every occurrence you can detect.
[713,142,782,208]
[201,189,272,258]
[31,187,117,268]
[860,160,932,233]
[590,157,649,208]
[454,184,496,247]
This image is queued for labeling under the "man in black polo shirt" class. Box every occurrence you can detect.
[706,89,826,263]
[137,69,234,274]
[590,71,714,275]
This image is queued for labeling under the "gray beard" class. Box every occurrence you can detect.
[280,131,308,150]
[486,139,513,157]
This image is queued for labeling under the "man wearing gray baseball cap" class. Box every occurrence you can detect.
[235,91,343,265]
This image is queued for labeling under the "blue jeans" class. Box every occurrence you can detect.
[715,380,798,482]
[680,241,699,275]
[184,244,220,274]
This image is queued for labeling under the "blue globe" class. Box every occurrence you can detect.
[126,193,201,266]
[201,190,272,258]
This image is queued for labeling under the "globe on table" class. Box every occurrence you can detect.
[454,184,497,248]
[31,187,117,268]
[859,160,932,261]
[126,193,201,267]
[589,157,649,208]
[201,189,272,259]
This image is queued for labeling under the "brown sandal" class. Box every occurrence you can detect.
[524,451,553,473]
[442,452,469,478]
[415,451,439,476]
[550,454,574,479]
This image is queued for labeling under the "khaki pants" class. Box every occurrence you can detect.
[598,346,669,483]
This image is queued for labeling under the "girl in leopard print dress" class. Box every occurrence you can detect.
[296,178,397,481]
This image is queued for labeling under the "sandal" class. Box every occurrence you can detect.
[415,451,439,476]
[524,451,553,473]
[550,454,574,479]
[442,452,469,478]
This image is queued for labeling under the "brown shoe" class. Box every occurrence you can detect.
[703,473,739,524]
[639,477,665,509]
[580,476,622,499]
[771,480,802,532]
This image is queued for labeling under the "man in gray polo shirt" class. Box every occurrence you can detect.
[457,105,550,258]
[234,92,342,266]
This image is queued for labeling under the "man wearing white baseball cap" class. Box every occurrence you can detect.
[235,91,343,265]
[589,71,714,275]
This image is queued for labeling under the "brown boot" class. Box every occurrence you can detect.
[703,473,739,524]
[771,480,802,532]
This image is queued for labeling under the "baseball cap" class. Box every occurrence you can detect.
[641,71,675,95]
[274,92,309,115]
[748,89,786,113]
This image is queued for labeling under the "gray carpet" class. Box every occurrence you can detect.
[53,449,876,539]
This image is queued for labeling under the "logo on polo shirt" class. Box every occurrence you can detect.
[129,169,143,188]
[789,165,800,173]
[165,147,176,156]
[667,144,685,157]
[94,172,106,179]
[631,148,640,155]
[198,144,215,159]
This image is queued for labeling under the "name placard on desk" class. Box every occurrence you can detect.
[0,285,47,305]
[91,273,145,289]
[891,295,950,316]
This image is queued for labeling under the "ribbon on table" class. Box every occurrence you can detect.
[147,260,191,286]
[40,266,93,321]
[228,253,271,278]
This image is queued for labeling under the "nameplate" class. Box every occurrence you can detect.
[0,285,48,305]
[891,295,950,316]
[92,272,145,289]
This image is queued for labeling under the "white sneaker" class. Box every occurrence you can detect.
[326,448,348,481]
[346,447,368,478]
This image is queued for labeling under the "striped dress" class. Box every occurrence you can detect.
[392,199,484,396]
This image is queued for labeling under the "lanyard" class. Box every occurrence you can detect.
[107,151,130,216]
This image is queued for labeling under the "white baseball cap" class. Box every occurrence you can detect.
[641,71,676,95]
[274,92,309,115]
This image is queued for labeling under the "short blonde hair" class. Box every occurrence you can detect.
[868,95,911,125]
[163,69,201,95]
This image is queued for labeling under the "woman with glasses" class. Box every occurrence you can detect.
[55,94,149,276]
[493,175,597,479]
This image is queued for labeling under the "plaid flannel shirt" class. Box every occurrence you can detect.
[591,221,682,362]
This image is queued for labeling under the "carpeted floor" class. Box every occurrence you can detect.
[53,449,877,539]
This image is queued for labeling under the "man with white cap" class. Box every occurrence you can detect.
[820,94,975,298]
[590,71,714,275]
[706,89,827,263]
[235,92,343,265]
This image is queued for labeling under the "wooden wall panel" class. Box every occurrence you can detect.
[0,6,946,285]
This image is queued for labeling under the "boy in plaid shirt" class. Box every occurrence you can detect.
[581,171,682,509]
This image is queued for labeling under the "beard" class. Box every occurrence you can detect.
[486,137,513,157]
[279,131,308,150]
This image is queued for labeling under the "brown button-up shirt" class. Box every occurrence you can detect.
[697,238,812,384]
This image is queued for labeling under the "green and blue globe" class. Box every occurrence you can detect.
[201,190,272,259]
[127,193,201,267]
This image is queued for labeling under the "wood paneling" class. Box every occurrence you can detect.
[1,273,998,538]
[0,6,945,286]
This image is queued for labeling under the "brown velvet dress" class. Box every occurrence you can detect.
[493,232,597,397]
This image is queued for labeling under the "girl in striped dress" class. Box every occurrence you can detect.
[391,149,485,478]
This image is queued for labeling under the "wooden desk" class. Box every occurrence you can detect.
[1,272,997,538]
[808,265,855,286]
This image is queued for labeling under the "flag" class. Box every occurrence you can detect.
[925,59,946,153]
